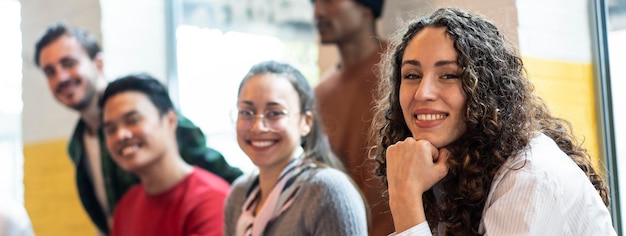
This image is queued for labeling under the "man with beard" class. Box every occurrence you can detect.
[312,0,394,235]
[34,23,242,235]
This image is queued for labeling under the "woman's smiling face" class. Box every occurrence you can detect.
[236,73,312,172]
[399,27,467,148]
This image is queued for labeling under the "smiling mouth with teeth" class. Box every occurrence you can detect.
[250,140,274,148]
[121,145,140,156]
[56,79,80,94]
[416,113,448,121]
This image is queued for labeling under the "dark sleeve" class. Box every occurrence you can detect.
[68,122,110,234]
[175,113,243,183]
[75,163,111,235]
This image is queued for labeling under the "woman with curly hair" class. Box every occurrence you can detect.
[371,8,616,235]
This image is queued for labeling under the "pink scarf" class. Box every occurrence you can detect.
[236,150,314,236]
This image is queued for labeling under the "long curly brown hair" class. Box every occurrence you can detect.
[370,8,609,235]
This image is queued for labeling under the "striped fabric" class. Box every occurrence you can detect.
[235,149,316,236]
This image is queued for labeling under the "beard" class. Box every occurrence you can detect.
[71,84,96,111]
[56,77,98,112]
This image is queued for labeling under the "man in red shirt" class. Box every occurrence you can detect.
[100,73,229,236]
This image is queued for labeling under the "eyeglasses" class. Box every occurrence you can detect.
[235,108,290,130]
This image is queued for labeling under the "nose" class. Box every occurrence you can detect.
[113,127,133,143]
[51,67,72,89]
[54,66,72,82]
[414,75,437,101]
[249,115,271,132]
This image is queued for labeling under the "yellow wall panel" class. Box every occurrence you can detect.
[523,56,603,171]
[23,139,97,236]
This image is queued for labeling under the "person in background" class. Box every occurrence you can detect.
[371,7,616,235]
[312,0,394,234]
[224,61,368,236]
[34,23,242,234]
[101,74,229,236]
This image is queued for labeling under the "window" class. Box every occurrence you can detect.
[598,0,626,232]
[0,0,24,203]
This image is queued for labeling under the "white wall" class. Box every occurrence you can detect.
[517,0,592,62]
[380,0,518,44]
[100,0,168,83]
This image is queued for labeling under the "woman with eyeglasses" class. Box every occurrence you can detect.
[223,60,368,236]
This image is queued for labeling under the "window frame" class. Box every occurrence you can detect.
[591,0,621,233]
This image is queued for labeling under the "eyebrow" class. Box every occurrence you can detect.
[401,60,420,67]
[401,60,458,67]
[103,110,140,127]
[239,100,285,108]
[435,60,458,67]
[42,56,76,71]
[59,57,77,65]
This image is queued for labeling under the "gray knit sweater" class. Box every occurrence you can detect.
[223,167,368,236]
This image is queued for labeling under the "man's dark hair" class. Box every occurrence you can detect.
[355,0,384,19]
[34,22,101,66]
[99,73,174,116]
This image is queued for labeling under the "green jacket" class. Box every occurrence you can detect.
[67,113,242,234]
